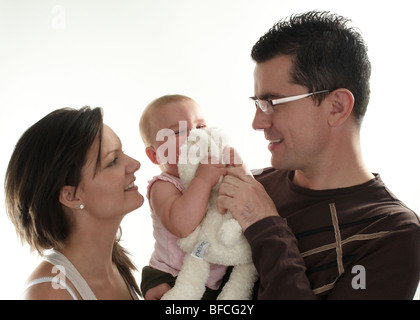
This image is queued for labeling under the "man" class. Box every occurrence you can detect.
[217,11,420,299]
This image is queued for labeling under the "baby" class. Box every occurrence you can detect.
[139,94,229,299]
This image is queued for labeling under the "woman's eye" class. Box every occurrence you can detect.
[108,157,118,167]
[197,124,207,129]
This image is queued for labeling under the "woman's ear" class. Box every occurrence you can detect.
[327,89,355,127]
[59,186,81,209]
[145,146,160,165]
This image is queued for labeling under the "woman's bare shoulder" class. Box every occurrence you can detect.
[21,261,78,300]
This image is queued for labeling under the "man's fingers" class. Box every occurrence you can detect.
[216,195,228,214]
[216,194,230,214]
[218,178,238,197]
[225,166,255,183]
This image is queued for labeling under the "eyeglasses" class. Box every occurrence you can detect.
[250,90,330,114]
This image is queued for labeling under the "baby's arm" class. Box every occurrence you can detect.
[150,160,226,238]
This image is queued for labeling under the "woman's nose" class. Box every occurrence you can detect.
[126,155,141,174]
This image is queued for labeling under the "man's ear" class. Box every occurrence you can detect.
[327,89,355,127]
[59,185,81,209]
[145,146,160,165]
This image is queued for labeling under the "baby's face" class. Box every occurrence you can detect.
[151,100,207,176]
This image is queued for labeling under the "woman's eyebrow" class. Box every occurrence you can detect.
[102,137,123,158]
[102,146,122,159]
[104,149,118,156]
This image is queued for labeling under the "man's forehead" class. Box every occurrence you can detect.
[254,56,294,96]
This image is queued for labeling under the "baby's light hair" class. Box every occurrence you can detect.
[139,94,195,147]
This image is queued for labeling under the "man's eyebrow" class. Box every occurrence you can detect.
[251,92,284,100]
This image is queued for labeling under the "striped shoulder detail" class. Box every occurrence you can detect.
[295,212,390,239]
[301,231,389,258]
[303,203,390,295]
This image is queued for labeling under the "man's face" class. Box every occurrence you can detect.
[252,54,330,172]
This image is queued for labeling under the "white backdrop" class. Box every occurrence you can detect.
[1,0,419,299]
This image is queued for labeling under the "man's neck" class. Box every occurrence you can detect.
[292,134,374,190]
[293,166,374,190]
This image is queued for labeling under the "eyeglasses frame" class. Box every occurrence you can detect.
[251,90,330,114]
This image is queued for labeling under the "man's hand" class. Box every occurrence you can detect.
[217,166,278,231]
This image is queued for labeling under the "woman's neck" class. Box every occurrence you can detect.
[59,216,122,281]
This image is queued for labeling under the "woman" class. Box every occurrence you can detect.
[5,106,144,299]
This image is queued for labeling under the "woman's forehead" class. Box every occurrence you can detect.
[101,124,122,155]
[82,124,121,176]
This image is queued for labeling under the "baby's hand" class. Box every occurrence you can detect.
[194,156,226,188]
[222,146,243,167]
[222,146,253,175]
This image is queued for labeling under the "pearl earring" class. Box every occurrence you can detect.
[79,204,85,210]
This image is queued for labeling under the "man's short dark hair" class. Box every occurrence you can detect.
[251,11,371,124]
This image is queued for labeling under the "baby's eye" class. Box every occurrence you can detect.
[174,129,187,135]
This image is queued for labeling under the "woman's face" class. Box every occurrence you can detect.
[76,124,144,219]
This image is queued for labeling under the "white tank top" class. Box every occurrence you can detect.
[23,249,139,300]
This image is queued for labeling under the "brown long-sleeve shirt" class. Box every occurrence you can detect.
[246,168,420,299]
